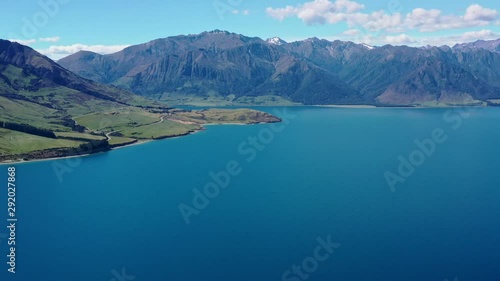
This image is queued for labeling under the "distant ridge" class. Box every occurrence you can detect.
[57,32,500,106]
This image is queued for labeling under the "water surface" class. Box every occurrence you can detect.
[2,107,500,281]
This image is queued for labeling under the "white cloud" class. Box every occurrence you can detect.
[38,44,130,60]
[343,29,359,35]
[267,1,498,33]
[231,9,250,15]
[266,5,297,21]
[338,28,499,47]
[464,4,497,21]
[8,38,37,45]
[266,0,364,24]
[385,34,416,45]
[39,36,61,43]
[404,8,442,31]
[354,11,403,32]
[420,29,500,46]
[461,29,500,40]
[404,5,498,32]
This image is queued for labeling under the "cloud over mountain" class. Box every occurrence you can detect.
[266,0,498,33]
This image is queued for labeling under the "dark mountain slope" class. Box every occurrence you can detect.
[58,32,500,106]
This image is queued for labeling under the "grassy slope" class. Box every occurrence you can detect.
[0,128,83,155]
[119,120,200,139]
[171,108,281,124]
[108,136,137,146]
[73,110,160,132]
[0,96,68,131]
[55,132,107,141]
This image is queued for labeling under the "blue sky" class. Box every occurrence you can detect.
[1,0,499,59]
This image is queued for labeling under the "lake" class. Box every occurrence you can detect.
[2,106,500,281]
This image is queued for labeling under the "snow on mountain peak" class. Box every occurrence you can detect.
[266,37,286,45]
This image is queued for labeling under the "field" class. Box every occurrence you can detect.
[1,103,280,161]
[171,108,281,124]
[73,110,160,132]
[0,96,68,131]
[55,132,107,141]
[119,120,200,139]
[73,108,277,140]
[108,136,137,146]
[0,128,83,155]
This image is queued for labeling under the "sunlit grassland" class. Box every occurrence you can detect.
[0,96,68,131]
[119,119,200,139]
[55,132,107,141]
[108,136,137,146]
[0,128,83,155]
[171,108,280,124]
[74,110,160,132]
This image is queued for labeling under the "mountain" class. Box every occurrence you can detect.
[58,32,500,106]
[453,39,500,53]
[59,31,362,105]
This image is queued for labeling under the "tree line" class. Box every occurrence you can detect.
[1,121,57,138]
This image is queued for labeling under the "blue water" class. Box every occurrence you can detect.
[2,107,500,281]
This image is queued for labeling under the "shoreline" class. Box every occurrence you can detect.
[176,103,493,109]
[314,104,490,109]
[0,116,282,166]
[314,105,378,108]
[0,124,207,166]
[0,104,491,165]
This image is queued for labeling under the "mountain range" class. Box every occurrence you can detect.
[57,30,500,106]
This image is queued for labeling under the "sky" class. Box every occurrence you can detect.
[1,0,499,59]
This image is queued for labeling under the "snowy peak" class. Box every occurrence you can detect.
[361,43,375,50]
[266,37,287,45]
